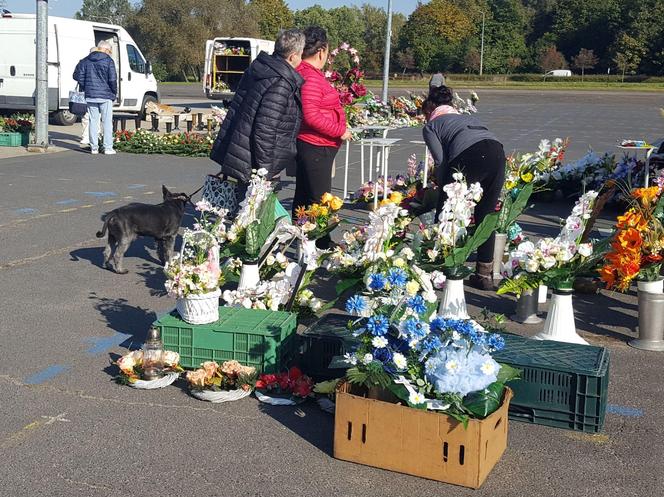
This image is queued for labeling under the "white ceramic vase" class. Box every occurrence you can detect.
[492,233,508,282]
[238,261,260,291]
[538,285,548,304]
[533,289,588,345]
[438,277,469,319]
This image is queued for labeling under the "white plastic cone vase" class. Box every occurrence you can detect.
[238,261,260,291]
[538,284,548,304]
[533,289,588,345]
[438,277,470,319]
[637,279,664,294]
[492,233,507,281]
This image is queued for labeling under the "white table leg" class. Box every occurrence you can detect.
[375,149,382,210]
[360,140,365,184]
[423,145,429,185]
[646,149,653,187]
[369,143,374,181]
[343,140,350,198]
[383,146,391,200]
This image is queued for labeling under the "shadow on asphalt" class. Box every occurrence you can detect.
[257,402,335,456]
[70,238,162,270]
[89,294,156,348]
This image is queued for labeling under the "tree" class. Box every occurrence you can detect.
[538,45,567,73]
[250,0,293,40]
[395,48,416,74]
[75,0,133,26]
[572,48,598,80]
[611,33,646,82]
[464,48,481,73]
[506,56,522,74]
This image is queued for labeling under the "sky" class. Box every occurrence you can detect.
[3,0,418,18]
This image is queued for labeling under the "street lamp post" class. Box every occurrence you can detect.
[479,10,485,76]
[29,0,49,152]
[381,0,393,104]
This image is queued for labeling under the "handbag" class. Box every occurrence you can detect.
[68,86,87,116]
[202,173,241,215]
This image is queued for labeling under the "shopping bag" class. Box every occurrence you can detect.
[202,173,241,215]
[68,89,87,116]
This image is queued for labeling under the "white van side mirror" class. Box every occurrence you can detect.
[144,61,152,75]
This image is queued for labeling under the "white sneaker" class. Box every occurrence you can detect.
[103,149,117,155]
[91,149,99,155]
[80,140,90,146]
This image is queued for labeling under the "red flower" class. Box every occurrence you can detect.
[339,91,354,105]
[277,373,290,391]
[258,374,278,389]
[292,376,313,398]
[288,366,302,381]
[350,82,366,97]
[255,379,266,389]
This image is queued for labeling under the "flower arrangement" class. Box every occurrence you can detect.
[496,138,569,234]
[451,91,479,115]
[114,129,213,157]
[255,367,315,399]
[415,173,499,278]
[0,114,34,134]
[343,280,518,422]
[213,80,231,92]
[294,192,343,241]
[325,42,367,107]
[185,360,257,391]
[210,105,229,124]
[499,190,607,295]
[115,350,183,384]
[599,185,664,291]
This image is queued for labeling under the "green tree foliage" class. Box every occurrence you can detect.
[571,48,598,80]
[75,0,134,25]
[250,0,294,40]
[538,45,567,72]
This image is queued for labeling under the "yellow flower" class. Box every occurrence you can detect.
[319,205,329,216]
[405,280,420,295]
[393,257,406,268]
[308,204,322,217]
[379,198,393,206]
[321,192,334,205]
[520,171,534,183]
[389,191,403,204]
[329,196,344,211]
[505,180,517,190]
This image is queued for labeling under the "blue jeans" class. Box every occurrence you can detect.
[87,99,113,152]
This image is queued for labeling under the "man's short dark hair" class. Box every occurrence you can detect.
[302,26,328,58]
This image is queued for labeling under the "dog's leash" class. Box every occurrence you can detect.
[184,184,204,205]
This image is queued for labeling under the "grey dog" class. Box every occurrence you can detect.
[96,185,189,274]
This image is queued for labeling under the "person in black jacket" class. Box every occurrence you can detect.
[210,29,305,189]
[73,40,117,155]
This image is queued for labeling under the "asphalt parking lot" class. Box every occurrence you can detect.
[0,89,663,497]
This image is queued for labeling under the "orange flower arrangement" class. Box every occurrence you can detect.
[294,193,343,240]
[600,186,664,291]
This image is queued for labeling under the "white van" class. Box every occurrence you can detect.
[203,37,275,100]
[0,13,159,125]
[543,69,572,77]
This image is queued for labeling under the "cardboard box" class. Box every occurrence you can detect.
[333,382,513,489]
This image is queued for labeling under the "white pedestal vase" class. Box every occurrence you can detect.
[438,277,469,319]
[238,261,260,291]
[533,288,588,345]
[492,233,508,282]
[630,278,664,351]
[538,285,548,304]
[176,288,221,325]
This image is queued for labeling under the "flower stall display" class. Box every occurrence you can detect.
[414,173,500,318]
[0,113,34,147]
[254,367,314,405]
[325,42,367,109]
[499,191,607,344]
[114,129,214,156]
[600,185,664,293]
[115,350,183,389]
[186,360,257,403]
[293,193,343,242]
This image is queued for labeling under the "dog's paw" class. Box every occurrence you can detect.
[115,268,129,275]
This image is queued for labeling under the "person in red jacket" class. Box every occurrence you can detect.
[293,26,352,248]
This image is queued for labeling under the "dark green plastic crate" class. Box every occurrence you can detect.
[493,333,610,433]
[155,306,298,373]
[0,132,29,147]
[298,313,360,380]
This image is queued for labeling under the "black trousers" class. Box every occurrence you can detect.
[437,139,505,264]
[293,139,339,248]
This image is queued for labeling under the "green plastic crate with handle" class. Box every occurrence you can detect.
[492,333,609,433]
[155,306,298,373]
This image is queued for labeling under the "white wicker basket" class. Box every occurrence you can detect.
[128,372,180,390]
[176,288,221,324]
[190,388,252,403]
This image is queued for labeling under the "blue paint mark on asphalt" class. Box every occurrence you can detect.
[15,207,38,215]
[127,184,146,189]
[84,332,134,355]
[25,364,70,385]
[55,198,79,205]
[607,405,644,417]
[84,191,117,198]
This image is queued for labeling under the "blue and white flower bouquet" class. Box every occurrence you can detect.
[344,278,519,423]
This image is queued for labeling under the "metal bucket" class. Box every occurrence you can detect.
[630,290,664,351]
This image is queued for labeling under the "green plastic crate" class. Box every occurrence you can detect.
[493,333,610,433]
[0,132,29,147]
[298,313,360,380]
[155,306,298,373]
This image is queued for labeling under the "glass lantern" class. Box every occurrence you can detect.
[142,327,164,381]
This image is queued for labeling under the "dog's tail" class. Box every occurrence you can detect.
[96,214,112,238]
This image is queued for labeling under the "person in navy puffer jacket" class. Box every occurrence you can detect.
[73,40,117,155]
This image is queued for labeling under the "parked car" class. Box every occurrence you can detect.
[543,70,572,77]
[0,12,159,125]
[203,37,275,100]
